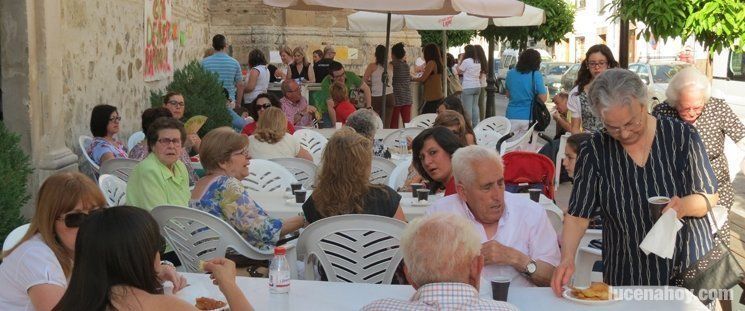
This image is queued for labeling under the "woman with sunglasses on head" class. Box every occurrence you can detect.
[568,44,619,134]
[87,104,128,166]
[0,172,186,310]
[191,127,305,251]
[240,93,295,136]
[53,206,252,311]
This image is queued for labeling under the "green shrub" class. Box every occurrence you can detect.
[0,121,33,242]
[150,61,232,136]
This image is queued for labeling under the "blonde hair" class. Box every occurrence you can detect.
[292,46,309,66]
[279,45,293,59]
[402,213,481,286]
[313,128,383,217]
[3,172,106,277]
[254,107,287,144]
[200,127,249,172]
[434,110,468,145]
[330,81,348,104]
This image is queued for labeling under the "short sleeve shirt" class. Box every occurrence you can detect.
[126,153,191,211]
[302,186,401,224]
[319,72,363,113]
[87,137,128,166]
[248,133,302,159]
[201,52,243,101]
[505,69,547,120]
[458,58,482,89]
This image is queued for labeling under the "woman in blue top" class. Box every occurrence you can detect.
[505,49,547,138]
[87,104,128,166]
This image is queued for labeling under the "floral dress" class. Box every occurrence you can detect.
[87,137,127,165]
[189,175,283,251]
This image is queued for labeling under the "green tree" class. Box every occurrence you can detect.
[609,0,745,54]
[479,0,575,50]
[0,121,33,242]
[150,61,232,136]
[418,30,477,48]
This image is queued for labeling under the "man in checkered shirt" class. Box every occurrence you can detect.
[362,213,518,311]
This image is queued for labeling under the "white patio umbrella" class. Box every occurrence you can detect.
[263,0,531,123]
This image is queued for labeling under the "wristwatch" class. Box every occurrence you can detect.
[523,259,537,277]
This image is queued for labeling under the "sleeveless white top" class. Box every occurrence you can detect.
[244,65,270,104]
[371,64,394,96]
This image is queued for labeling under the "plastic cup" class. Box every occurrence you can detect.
[416,188,429,202]
[529,189,541,202]
[491,277,510,301]
[294,190,307,203]
[410,183,425,198]
[290,183,302,193]
[648,196,670,221]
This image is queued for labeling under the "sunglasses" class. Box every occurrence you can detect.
[257,103,272,110]
[59,208,103,228]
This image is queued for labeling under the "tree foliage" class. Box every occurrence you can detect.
[418,30,477,48]
[150,61,232,136]
[609,0,745,53]
[479,0,575,49]
[0,121,33,242]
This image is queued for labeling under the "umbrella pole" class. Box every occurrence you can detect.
[486,32,497,118]
[380,12,391,128]
[442,30,447,98]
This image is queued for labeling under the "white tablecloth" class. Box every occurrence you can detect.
[311,128,399,140]
[179,273,707,311]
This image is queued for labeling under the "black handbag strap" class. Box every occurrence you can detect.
[529,71,536,124]
[693,193,743,270]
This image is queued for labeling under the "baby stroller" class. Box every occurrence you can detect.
[502,151,555,200]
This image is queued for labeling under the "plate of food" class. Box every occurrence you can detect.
[562,282,620,305]
[175,281,228,311]
[195,297,228,311]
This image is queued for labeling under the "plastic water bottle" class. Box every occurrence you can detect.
[269,246,290,294]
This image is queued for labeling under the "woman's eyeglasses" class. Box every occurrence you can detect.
[231,147,250,157]
[587,61,608,68]
[157,138,182,145]
[59,208,103,228]
[603,113,645,135]
[109,116,122,122]
[167,100,186,107]
[257,103,272,110]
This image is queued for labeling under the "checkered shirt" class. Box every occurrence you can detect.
[361,282,518,311]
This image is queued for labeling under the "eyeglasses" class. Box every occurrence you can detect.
[157,137,182,145]
[257,103,272,110]
[58,208,103,228]
[603,112,645,135]
[167,100,185,107]
[332,71,345,79]
[109,116,122,122]
[676,105,704,115]
[587,61,608,68]
[231,147,250,157]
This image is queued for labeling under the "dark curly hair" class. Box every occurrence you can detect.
[423,43,443,74]
[392,42,406,59]
[515,49,542,74]
[248,93,281,121]
[574,44,619,93]
[248,49,267,67]
[412,126,465,192]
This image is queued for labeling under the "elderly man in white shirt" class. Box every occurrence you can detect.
[427,145,560,287]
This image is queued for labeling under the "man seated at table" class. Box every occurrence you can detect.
[280,79,316,127]
[318,61,371,127]
[363,213,517,310]
[427,145,560,287]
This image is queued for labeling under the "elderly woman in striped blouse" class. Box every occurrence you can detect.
[550,69,718,294]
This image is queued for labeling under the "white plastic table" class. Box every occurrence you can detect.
[178,273,707,311]
[311,128,398,140]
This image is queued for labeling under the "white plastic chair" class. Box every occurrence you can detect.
[151,205,297,278]
[543,205,564,235]
[2,223,30,252]
[78,135,99,172]
[554,133,571,192]
[573,229,602,287]
[127,131,145,152]
[98,174,128,207]
[99,158,139,182]
[475,116,511,136]
[381,128,424,153]
[243,159,298,192]
[474,127,504,150]
[297,214,407,284]
[499,123,537,155]
[388,159,412,190]
[373,113,384,130]
[370,156,397,185]
[293,129,328,164]
[269,158,318,190]
[406,113,437,128]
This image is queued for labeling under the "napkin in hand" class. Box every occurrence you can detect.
[640,209,683,259]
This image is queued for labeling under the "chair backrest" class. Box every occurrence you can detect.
[373,113,384,131]
[98,174,128,207]
[244,159,298,192]
[269,157,318,190]
[543,205,564,235]
[99,158,139,182]
[127,131,145,152]
[554,133,570,191]
[475,116,511,136]
[151,205,277,272]
[474,127,504,150]
[297,214,407,284]
[370,156,397,185]
[380,128,424,153]
[499,123,537,155]
[388,159,412,190]
[502,151,555,199]
[78,135,100,171]
[293,129,328,164]
[406,113,437,128]
[2,223,30,252]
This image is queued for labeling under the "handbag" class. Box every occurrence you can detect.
[530,71,551,132]
[670,193,745,304]
[446,68,463,96]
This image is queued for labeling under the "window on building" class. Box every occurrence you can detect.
[730,52,745,82]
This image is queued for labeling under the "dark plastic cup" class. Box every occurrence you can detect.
[411,183,425,198]
[491,277,510,301]
[294,190,307,203]
[529,189,541,202]
[416,188,429,202]
[648,196,670,221]
[290,182,302,193]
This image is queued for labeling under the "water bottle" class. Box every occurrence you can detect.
[269,246,291,294]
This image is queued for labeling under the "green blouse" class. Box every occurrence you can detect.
[126,153,190,211]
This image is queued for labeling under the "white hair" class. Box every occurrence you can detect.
[665,67,711,107]
[451,145,502,186]
[401,213,481,286]
[587,68,647,117]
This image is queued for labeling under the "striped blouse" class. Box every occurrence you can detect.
[569,116,717,286]
[391,59,413,107]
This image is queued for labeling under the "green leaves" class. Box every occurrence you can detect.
[0,121,32,242]
[478,0,575,49]
[418,30,478,48]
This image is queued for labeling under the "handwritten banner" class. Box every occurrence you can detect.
[144,0,175,81]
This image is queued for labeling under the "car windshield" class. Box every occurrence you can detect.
[546,64,571,76]
[651,64,689,83]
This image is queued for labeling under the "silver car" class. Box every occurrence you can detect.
[541,62,574,99]
[628,62,691,108]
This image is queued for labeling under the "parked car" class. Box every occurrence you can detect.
[496,48,552,94]
[541,62,574,99]
[560,63,581,94]
[628,61,691,109]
